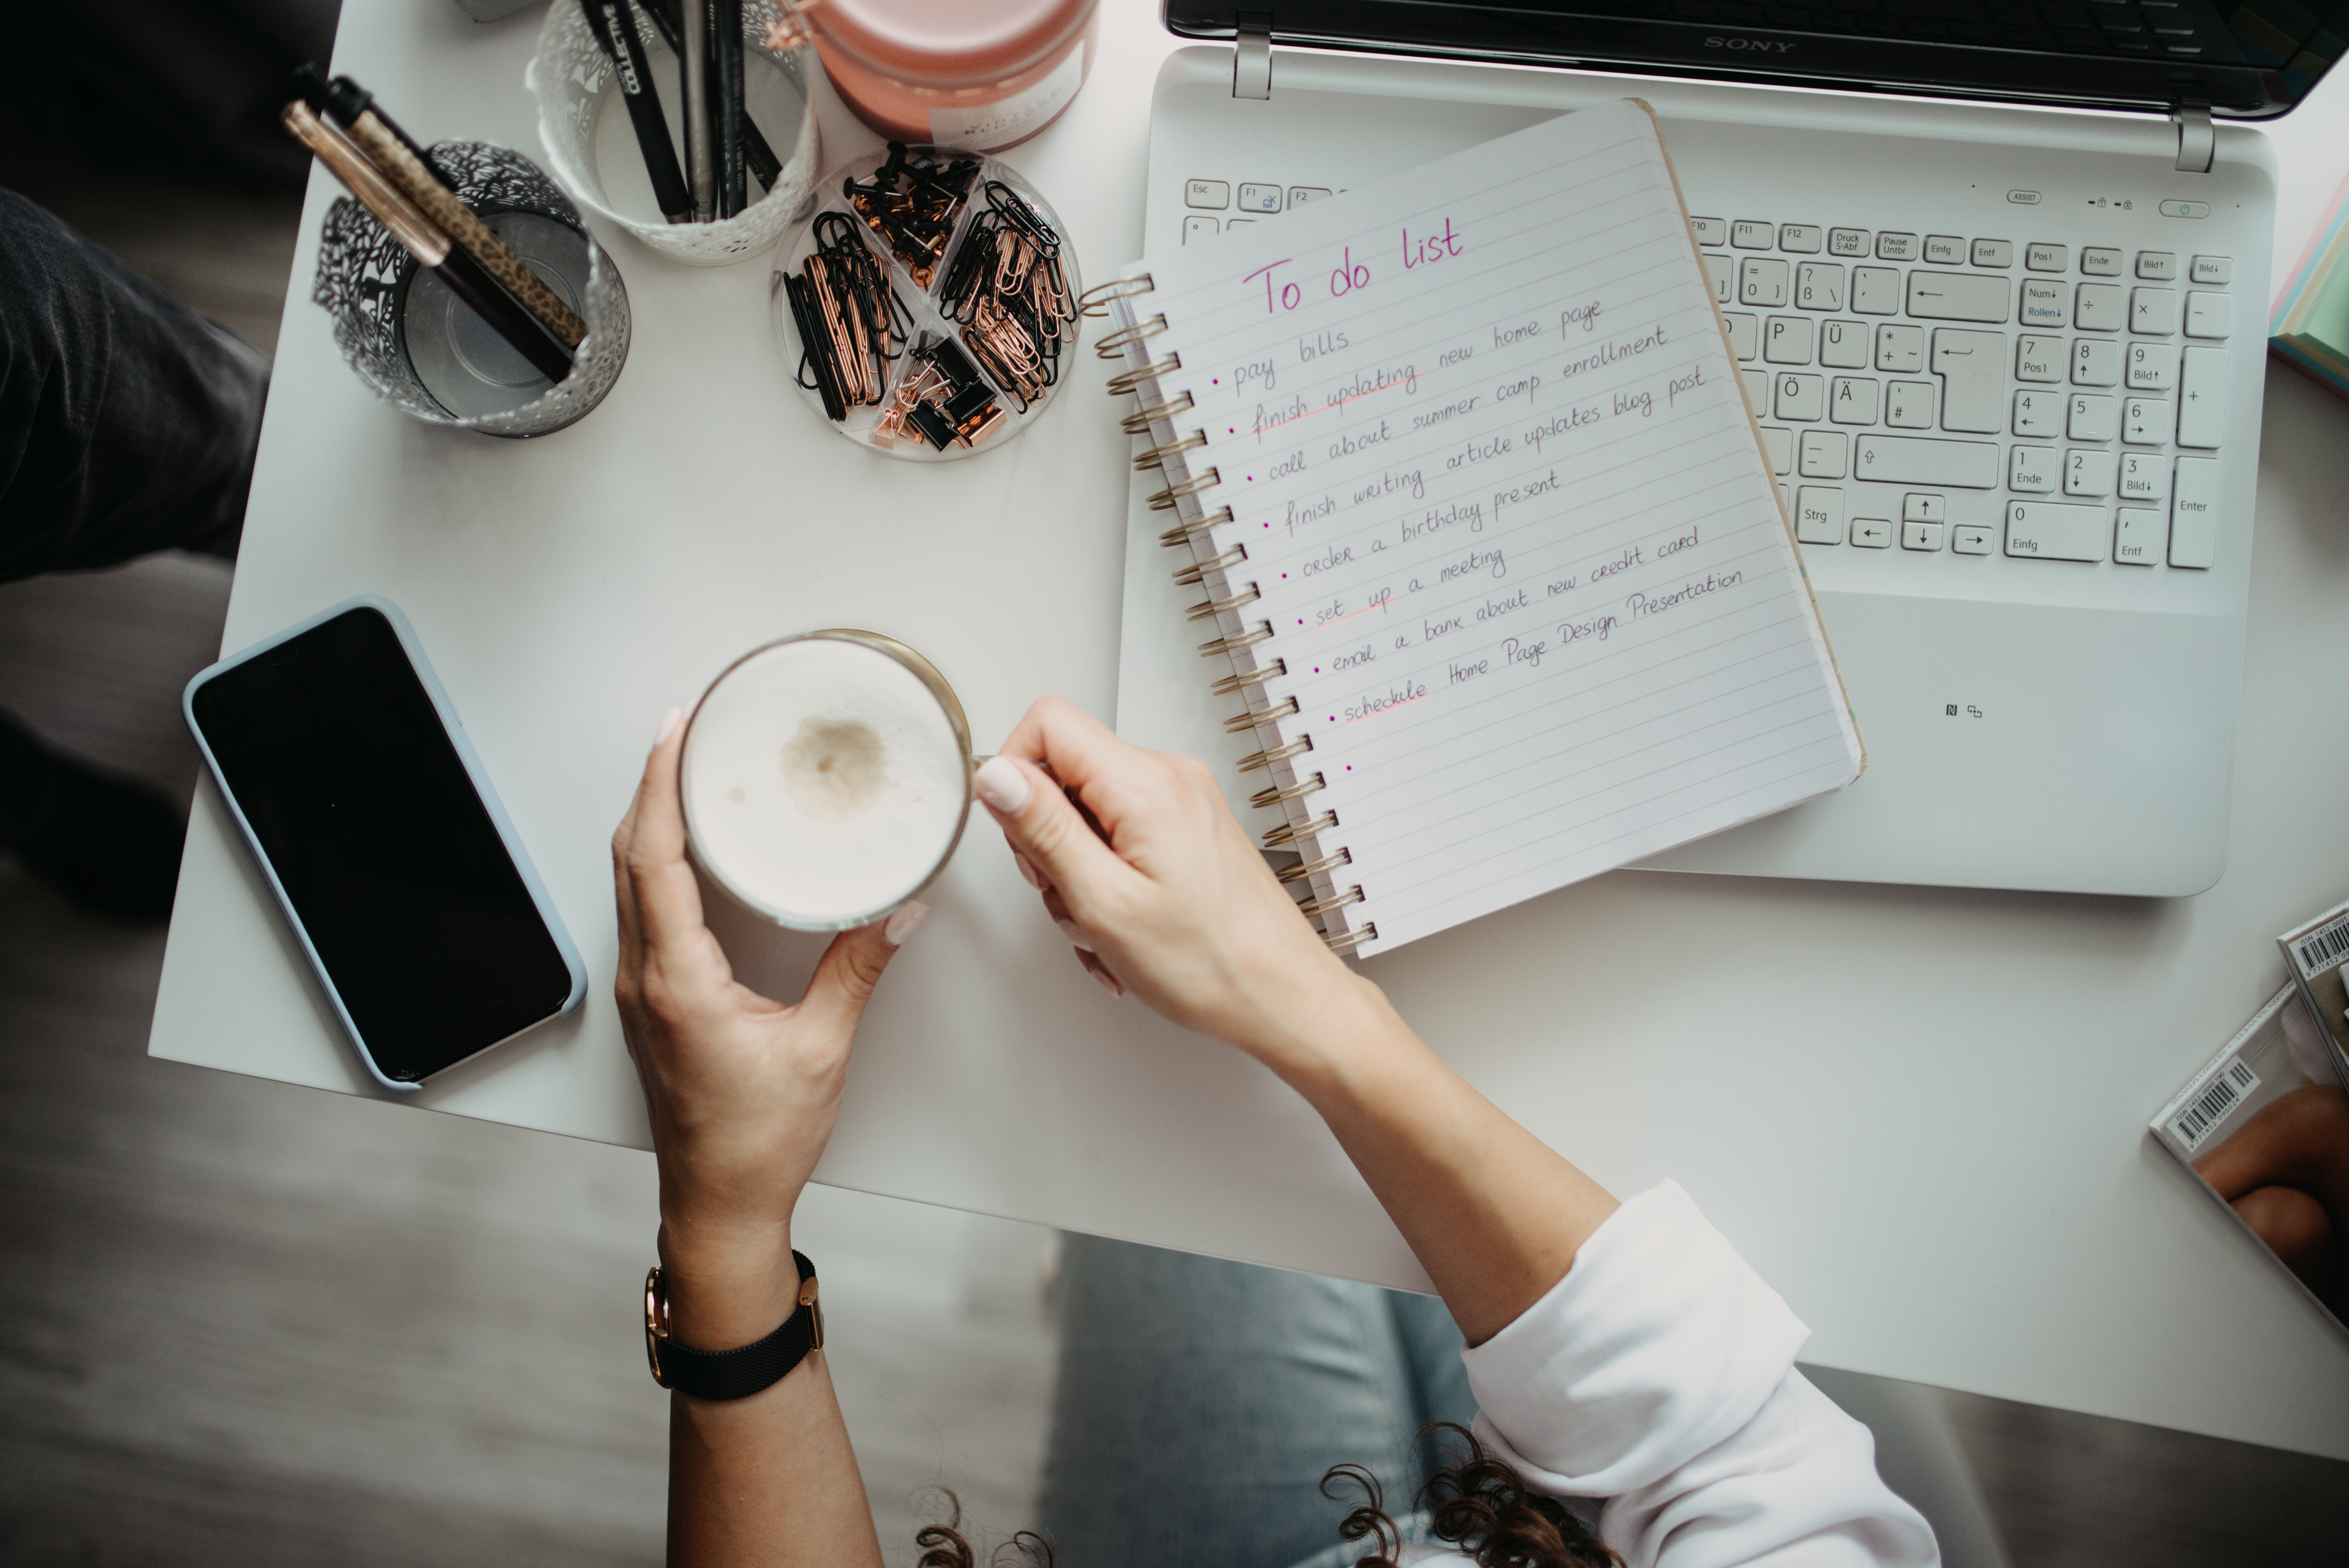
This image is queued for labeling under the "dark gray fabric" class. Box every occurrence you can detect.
[1039,1233,1477,1568]
[0,187,266,583]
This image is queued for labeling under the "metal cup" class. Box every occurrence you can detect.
[311,140,630,438]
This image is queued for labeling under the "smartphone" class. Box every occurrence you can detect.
[184,597,586,1092]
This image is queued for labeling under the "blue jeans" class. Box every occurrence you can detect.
[1037,1235,1475,1568]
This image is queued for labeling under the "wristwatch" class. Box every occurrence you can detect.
[643,1249,824,1401]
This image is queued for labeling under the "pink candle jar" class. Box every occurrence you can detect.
[809,0,1098,153]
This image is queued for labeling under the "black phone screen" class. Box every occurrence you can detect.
[189,607,575,1082]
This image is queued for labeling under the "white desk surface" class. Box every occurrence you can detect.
[152,0,2349,1461]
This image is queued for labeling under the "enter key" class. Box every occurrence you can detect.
[1931,328,2006,433]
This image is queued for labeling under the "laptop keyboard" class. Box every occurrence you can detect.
[1182,179,2233,572]
[1694,216,2230,570]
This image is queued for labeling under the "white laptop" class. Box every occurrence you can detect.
[1116,1,2307,898]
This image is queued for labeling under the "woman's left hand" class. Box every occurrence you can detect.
[612,709,924,1345]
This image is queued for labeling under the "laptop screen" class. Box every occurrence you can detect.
[1165,1,2340,118]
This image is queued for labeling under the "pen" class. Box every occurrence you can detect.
[280,102,575,385]
[581,0,692,224]
[679,0,715,221]
[318,75,589,349]
[640,0,783,198]
[713,0,746,219]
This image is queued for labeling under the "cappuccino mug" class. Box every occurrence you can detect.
[681,630,976,931]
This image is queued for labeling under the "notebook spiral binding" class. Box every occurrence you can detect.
[1082,275,1374,955]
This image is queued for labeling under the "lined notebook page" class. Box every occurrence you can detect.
[1123,99,1862,954]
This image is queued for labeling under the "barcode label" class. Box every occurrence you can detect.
[2170,1057,2260,1152]
[2291,916,2349,976]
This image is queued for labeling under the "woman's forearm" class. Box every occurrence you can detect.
[968,707,1618,1347]
[660,1235,885,1568]
[1256,973,1619,1347]
[667,1353,881,1568]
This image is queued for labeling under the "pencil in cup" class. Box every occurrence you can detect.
[280,102,576,386]
[324,90,590,350]
[712,0,746,218]
[638,0,784,196]
[581,0,693,225]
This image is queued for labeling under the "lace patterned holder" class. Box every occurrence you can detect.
[530,0,822,267]
[771,146,1080,462]
[310,140,631,438]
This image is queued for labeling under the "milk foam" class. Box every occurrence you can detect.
[683,638,968,925]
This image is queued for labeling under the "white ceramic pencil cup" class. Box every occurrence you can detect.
[531,0,822,265]
[680,630,979,932]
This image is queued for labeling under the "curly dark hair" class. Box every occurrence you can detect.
[915,1423,1612,1568]
[1323,1423,1622,1568]
[913,1490,1055,1568]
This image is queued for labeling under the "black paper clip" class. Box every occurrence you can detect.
[787,210,909,422]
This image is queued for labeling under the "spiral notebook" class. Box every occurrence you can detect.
[1101,99,1863,958]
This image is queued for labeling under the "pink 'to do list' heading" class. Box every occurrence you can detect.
[1243,219,1466,315]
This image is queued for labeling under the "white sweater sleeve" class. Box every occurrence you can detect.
[1456,1182,1939,1568]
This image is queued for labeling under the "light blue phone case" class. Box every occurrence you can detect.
[182,594,589,1094]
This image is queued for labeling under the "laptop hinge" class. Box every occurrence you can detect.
[1233,13,1271,99]
[2171,102,2214,175]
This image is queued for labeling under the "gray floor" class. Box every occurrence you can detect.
[4,118,2345,1568]
[0,549,1057,1562]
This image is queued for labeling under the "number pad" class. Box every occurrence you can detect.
[2075,284,2126,331]
[2117,452,2169,501]
[2126,341,2179,391]
[2010,446,2057,493]
[2072,339,2121,387]
[2121,398,2170,444]
[2016,335,2064,382]
[2064,449,2116,497]
[2067,394,2117,441]
[2130,287,2180,335]
[2012,390,2062,437]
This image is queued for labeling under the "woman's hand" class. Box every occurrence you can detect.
[612,709,923,1347]
[976,697,1616,1343]
[973,695,1381,1076]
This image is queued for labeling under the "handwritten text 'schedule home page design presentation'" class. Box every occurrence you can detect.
[1121,100,1864,953]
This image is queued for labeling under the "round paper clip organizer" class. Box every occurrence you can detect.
[771,143,1081,460]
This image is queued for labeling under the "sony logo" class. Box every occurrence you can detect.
[1704,35,1798,52]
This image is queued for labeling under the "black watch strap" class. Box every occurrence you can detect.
[645,1249,824,1402]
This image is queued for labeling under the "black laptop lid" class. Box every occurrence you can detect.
[1166,1,2344,118]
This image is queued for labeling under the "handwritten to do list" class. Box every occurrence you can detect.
[1115,99,1863,953]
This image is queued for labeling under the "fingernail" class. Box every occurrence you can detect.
[974,755,1032,814]
[1092,966,1125,999]
[1014,852,1048,890]
[883,900,930,947]
[1057,917,1094,953]
[654,707,683,747]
